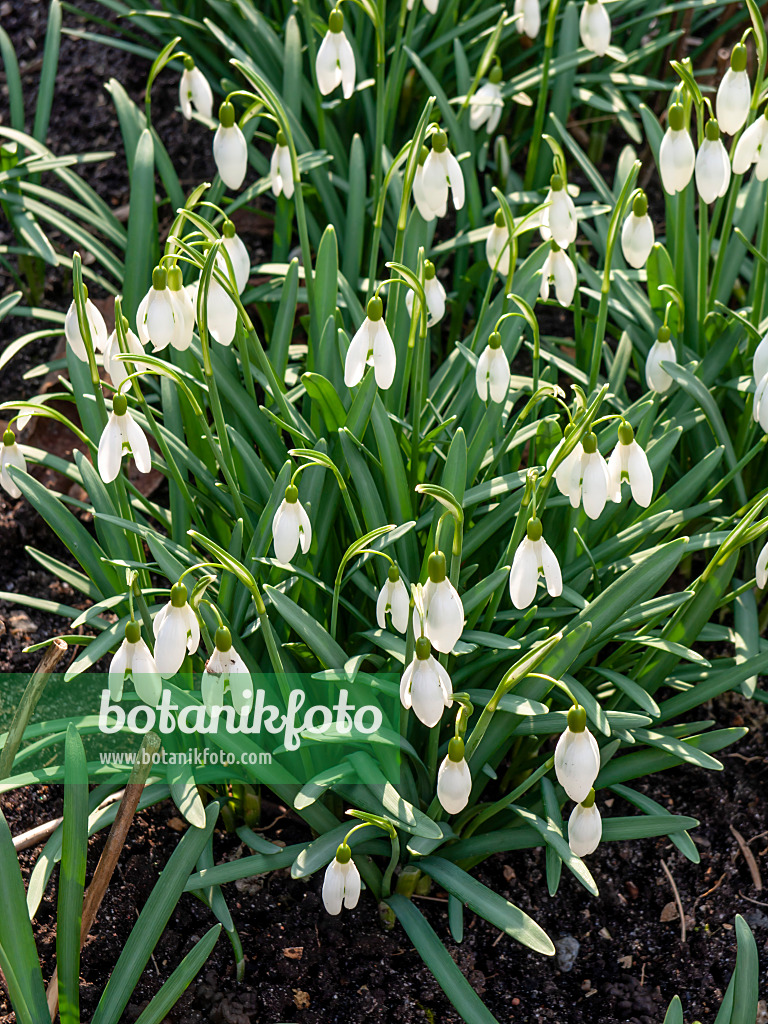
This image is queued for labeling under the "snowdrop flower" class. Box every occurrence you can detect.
[377,564,409,634]
[469,65,504,134]
[220,221,250,294]
[405,261,446,327]
[540,243,577,306]
[109,620,162,705]
[716,43,750,136]
[213,101,248,191]
[695,118,731,204]
[486,210,512,277]
[272,483,312,563]
[568,789,602,857]
[98,392,151,484]
[579,0,611,57]
[645,324,678,394]
[322,843,361,915]
[555,705,600,803]
[620,191,655,269]
[0,428,26,499]
[753,370,768,432]
[179,57,213,121]
[437,737,472,814]
[569,431,610,520]
[608,422,653,507]
[270,130,294,200]
[513,0,541,38]
[733,109,768,180]
[400,635,453,727]
[509,517,562,610]
[420,129,465,220]
[659,103,695,195]
[540,174,577,248]
[136,267,178,352]
[756,539,768,588]
[316,9,356,99]
[547,429,583,503]
[345,295,396,389]
[103,318,149,389]
[753,331,768,384]
[153,582,201,678]
[412,550,464,654]
[413,146,437,221]
[64,287,108,361]
[202,626,253,716]
[476,331,510,403]
[407,0,439,14]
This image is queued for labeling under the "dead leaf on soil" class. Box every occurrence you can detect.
[283,947,304,959]
[293,989,310,1009]
[660,901,679,922]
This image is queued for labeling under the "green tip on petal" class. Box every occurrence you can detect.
[367,295,384,321]
[388,563,400,583]
[222,219,236,238]
[152,266,167,291]
[424,260,436,280]
[448,736,465,762]
[125,620,142,644]
[550,173,564,191]
[567,704,587,733]
[415,635,432,660]
[285,483,299,503]
[668,103,685,131]
[582,431,598,454]
[428,550,447,583]
[335,842,352,863]
[329,8,344,32]
[488,331,502,350]
[215,625,232,652]
[731,42,747,72]
[112,392,129,417]
[526,516,543,541]
[167,266,183,291]
[618,421,634,446]
[3,428,15,446]
[632,192,648,217]
[170,581,189,608]
[219,101,235,128]
[705,118,720,141]
[432,129,448,153]
[658,324,671,343]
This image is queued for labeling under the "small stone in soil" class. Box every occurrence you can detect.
[555,934,580,972]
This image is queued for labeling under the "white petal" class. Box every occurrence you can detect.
[297,500,312,554]
[278,146,294,199]
[223,234,250,294]
[445,152,465,211]
[756,540,768,589]
[554,728,600,803]
[539,538,562,597]
[207,279,238,346]
[552,250,577,306]
[509,538,539,610]
[322,859,346,915]
[579,0,611,56]
[123,412,152,474]
[659,129,695,194]
[372,320,397,390]
[627,441,653,507]
[336,32,356,99]
[154,608,189,678]
[341,859,361,908]
[108,641,129,701]
[645,340,675,393]
[549,190,577,248]
[64,301,88,361]
[376,584,389,629]
[488,348,511,403]
[425,579,464,653]
[188,67,213,119]
[316,32,342,95]
[475,347,491,401]
[213,124,248,191]
[621,213,655,269]
[273,500,299,563]
[130,640,162,705]
[409,659,447,727]
[97,413,124,483]
[568,802,602,857]
[0,443,26,498]
[716,69,751,136]
[390,579,410,634]
[146,289,176,349]
[270,146,283,197]
[437,757,472,814]
[421,151,449,213]
[400,659,415,710]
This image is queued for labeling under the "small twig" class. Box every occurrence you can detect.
[12,817,63,852]
[739,891,768,908]
[661,859,687,943]
[695,871,727,904]
[0,639,67,781]
[730,825,763,890]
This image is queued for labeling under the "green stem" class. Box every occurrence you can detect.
[751,186,768,327]
[381,829,401,898]
[523,0,561,189]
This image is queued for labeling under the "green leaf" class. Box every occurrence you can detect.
[302,370,347,432]
[57,725,88,1024]
[264,584,347,669]
[123,128,156,324]
[512,805,599,896]
[32,0,62,144]
[132,925,222,1024]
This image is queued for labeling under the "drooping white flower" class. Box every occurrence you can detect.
[412,550,464,654]
[103,320,149,389]
[716,43,750,136]
[316,9,356,99]
[345,295,396,389]
[620,191,655,269]
[270,130,294,200]
[201,626,253,716]
[659,103,695,195]
[469,66,504,135]
[407,0,439,12]
[64,288,108,362]
[753,331,768,384]
[400,635,453,727]
[405,261,446,327]
[476,331,510,403]
[540,174,577,248]
[513,0,541,38]
[569,431,610,520]
[568,791,602,857]
[322,843,361,915]
[733,110,768,180]
[540,243,577,306]
[554,705,601,803]
[486,210,512,277]
[756,539,768,588]
[272,483,312,563]
[645,325,678,394]
[437,737,472,814]
[547,431,583,504]
[220,222,250,294]
[97,393,152,484]
[376,565,410,634]
[420,130,465,220]
[753,370,768,432]
[0,428,26,499]
[579,0,611,56]
[136,267,177,352]
[413,146,438,221]
[153,582,201,678]
[109,620,162,705]
[607,422,653,507]
[205,274,238,346]
[213,101,248,191]
[179,58,213,121]
[695,118,731,204]
[508,517,562,610]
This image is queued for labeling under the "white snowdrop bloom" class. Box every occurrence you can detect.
[109,620,162,705]
[579,0,611,56]
[179,57,213,121]
[733,110,768,179]
[716,44,750,136]
[64,288,108,362]
[607,422,653,507]
[407,0,439,14]
[103,319,149,389]
[153,582,201,678]
[547,431,583,503]
[316,9,356,99]
[136,267,177,353]
[421,130,465,219]
[555,705,601,803]
[213,101,248,191]
[469,67,504,134]
[486,210,512,277]
[201,626,253,716]
[540,174,577,248]
[205,272,238,347]
[756,539,768,588]
[0,428,26,499]
[272,483,312,563]
[508,517,562,610]
[753,371,768,433]
[406,261,446,327]
[376,565,410,634]
[659,103,695,195]
[437,737,472,814]
[569,431,610,520]
[513,0,541,38]
[166,268,196,351]
[753,331,768,384]
[476,331,510,403]
[322,844,361,915]
[413,146,438,221]
[568,791,602,857]
[97,393,152,484]
[620,191,655,269]
[645,325,678,394]
[400,635,453,727]
[695,119,731,204]
[270,130,294,200]
[344,295,396,389]
[540,243,577,306]
[220,222,250,294]
[412,550,464,654]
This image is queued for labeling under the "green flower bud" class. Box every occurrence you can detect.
[668,103,685,132]
[167,266,183,291]
[3,428,15,447]
[424,260,436,280]
[618,421,634,446]
[329,8,344,32]
[432,129,448,153]
[632,192,648,217]
[550,173,564,191]
[488,330,502,350]
[388,564,400,583]
[222,219,236,238]
[731,42,747,72]
[705,118,720,142]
